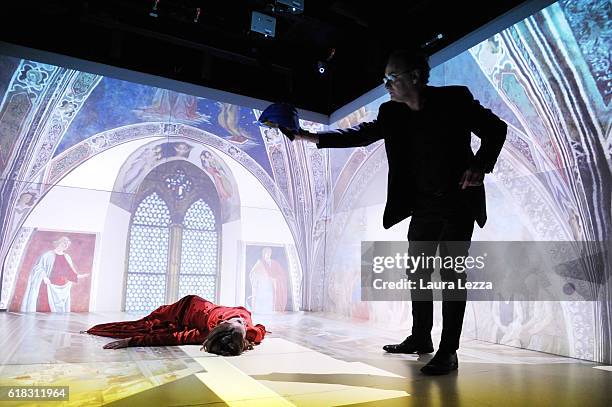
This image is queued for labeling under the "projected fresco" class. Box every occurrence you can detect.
[245,244,293,313]
[0,0,609,364]
[10,230,95,312]
[0,57,313,316]
[317,0,610,363]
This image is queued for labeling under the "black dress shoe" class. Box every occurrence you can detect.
[420,351,458,375]
[383,336,434,354]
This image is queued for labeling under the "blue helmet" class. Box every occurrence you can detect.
[258,103,300,132]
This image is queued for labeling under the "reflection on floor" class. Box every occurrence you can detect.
[0,311,610,406]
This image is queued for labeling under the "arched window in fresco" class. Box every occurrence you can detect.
[178,199,218,299]
[125,192,171,312]
[124,160,221,312]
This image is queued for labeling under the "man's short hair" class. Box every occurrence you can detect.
[388,48,430,85]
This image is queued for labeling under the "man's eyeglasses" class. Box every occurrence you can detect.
[383,71,410,85]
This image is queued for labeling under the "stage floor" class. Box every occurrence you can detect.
[0,311,610,406]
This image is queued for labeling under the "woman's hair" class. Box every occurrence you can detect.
[202,322,252,356]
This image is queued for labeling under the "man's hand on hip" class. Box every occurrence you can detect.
[459,167,484,189]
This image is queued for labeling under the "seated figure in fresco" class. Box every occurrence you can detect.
[84,295,267,356]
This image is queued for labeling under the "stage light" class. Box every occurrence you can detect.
[251,11,276,38]
[149,0,160,18]
[317,61,327,75]
[316,48,334,75]
[423,33,444,48]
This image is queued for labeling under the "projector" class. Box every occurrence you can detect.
[275,0,304,14]
[251,11,276,38]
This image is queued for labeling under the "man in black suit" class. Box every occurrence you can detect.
[282,48,507,374]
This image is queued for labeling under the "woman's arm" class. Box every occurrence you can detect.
[101,328,206,349]
[246,324,267,344]
[103,338,131,349]
[127,328,205,347]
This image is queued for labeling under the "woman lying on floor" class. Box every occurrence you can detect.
[84,295,267,356]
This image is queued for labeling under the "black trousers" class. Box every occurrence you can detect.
[407,193,475,353]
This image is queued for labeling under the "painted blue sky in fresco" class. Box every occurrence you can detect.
[56,76,273,175]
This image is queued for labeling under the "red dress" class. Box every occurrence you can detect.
[87,295,266,347]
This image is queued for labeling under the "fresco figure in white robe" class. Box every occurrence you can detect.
[20,236,89,312]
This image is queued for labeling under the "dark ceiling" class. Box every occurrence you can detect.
[0,0,528,115]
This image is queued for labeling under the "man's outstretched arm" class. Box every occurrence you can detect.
[280,107,387,148]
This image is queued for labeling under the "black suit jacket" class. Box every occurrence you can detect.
[317,85,507,229]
